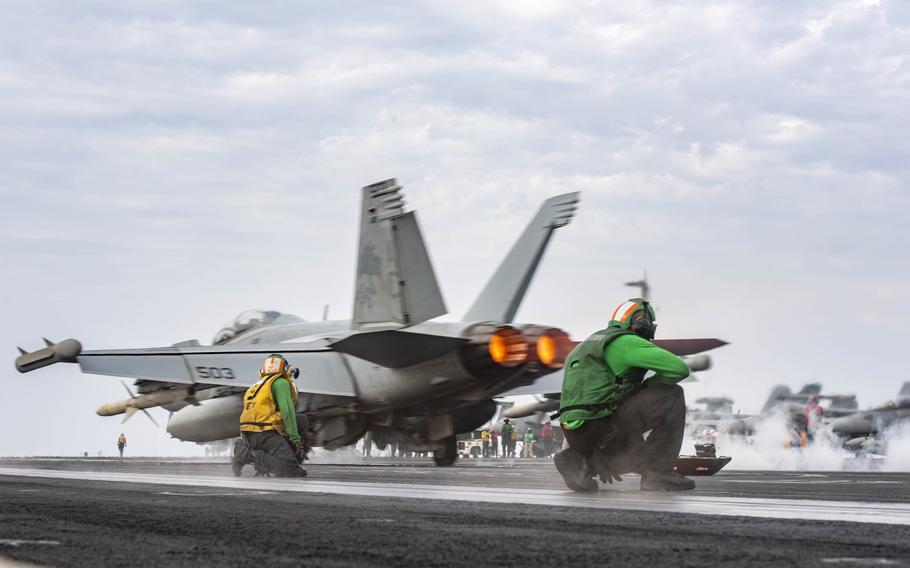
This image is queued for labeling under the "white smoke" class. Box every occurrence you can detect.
[307,446,366,464]
[710,409,849,471]
[882,423,910,471]
[685,408,910,472]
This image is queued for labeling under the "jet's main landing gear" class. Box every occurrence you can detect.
[433,436,457,467]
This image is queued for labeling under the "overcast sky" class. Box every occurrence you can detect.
[2,1,908,456]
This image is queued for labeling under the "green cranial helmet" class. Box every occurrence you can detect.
[608,298,657,340]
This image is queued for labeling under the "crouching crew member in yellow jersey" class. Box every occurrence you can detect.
[232,354,308,478]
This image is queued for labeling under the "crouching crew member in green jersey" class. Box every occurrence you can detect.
[553,299,694,492]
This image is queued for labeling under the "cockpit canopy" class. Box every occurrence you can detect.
[212,310,299,345]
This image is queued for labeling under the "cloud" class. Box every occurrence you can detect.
[1,0,908,455]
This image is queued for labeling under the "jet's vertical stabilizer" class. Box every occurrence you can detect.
[352,179,447,330]
[899,381,910,401]
[464,192,579,324]
[761,385,792,414]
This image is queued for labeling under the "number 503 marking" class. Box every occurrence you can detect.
[195,366,236,380]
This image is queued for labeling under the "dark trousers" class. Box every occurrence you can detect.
[238,431,299,477]
[564,383,685,474]
[237,414,308,477]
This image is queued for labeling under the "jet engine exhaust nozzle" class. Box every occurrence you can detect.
[488,327,528,368]
[460,323,530,377]
[519,325,573,369]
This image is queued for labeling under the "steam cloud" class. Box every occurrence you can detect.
[685,409,910,472]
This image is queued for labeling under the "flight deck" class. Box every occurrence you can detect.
[1,458,908,567]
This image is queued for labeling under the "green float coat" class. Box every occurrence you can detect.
[559,329,690,428]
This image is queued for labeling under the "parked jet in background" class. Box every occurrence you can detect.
[829,382,910,437]
[682,383,860,439]
[760,383,859,418]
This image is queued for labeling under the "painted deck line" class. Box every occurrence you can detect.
[2,467,908,526]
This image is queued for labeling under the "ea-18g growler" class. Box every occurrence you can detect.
[16,180,587,465]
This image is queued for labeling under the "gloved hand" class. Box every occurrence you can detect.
[293,441,307,462]
[591,452,623,484]
[599,471,623,484]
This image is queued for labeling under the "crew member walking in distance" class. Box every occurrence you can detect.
[553,298,693,492]
[232,354,308,478]
[117,433,126,458]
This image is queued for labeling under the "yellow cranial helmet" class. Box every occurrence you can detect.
[261,353,289,376]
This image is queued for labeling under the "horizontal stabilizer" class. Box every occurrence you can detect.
[652,338,728,356]
[330,330,468,369]
[464,192,579,324]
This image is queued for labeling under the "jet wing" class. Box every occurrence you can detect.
[74,339,355,397]
[651,338,728,356]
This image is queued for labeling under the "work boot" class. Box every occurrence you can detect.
[554,448,597,492]
[640,469,695,491]
[231,438,251,477]
[231,460,244,477]
[289,466,308,478]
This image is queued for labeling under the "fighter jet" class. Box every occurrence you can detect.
[16,179,582,465]
[828,382,910,437]
[15,179,724,466]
